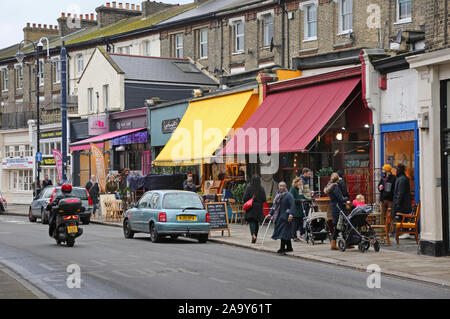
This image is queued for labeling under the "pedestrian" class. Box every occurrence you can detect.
[290,177,307,242]
[392,163,412,238]
[106,175,119,199]
[378,164,396,229]
[300,167,312,217]
[183,177,197,192]
[269,181,295,255]
[336,170,349,199]
[324,173,350,250]
[42,175,53,188]
[86,175,100,218]
[243,175,267,244]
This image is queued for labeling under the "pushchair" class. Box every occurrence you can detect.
[336,204,381,253]
[304,199,330,245]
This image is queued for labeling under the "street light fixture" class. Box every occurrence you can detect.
[15,37,49,197]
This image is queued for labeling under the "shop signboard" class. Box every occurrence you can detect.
[2,157,34,169]
[40,130,62,139]
[89,115,109,136]
[162,118,180,134]
[205,202,230,237]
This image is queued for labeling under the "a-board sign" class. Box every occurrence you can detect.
[206,202,230,237]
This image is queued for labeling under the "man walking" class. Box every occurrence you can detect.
[86,175,100,218]
[42,175,53,188]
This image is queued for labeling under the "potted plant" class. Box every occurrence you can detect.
[231,183,247,205]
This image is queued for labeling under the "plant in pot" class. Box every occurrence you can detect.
[231,183,247,205]
[316,167,334,195]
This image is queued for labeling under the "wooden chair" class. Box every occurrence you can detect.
[228,199,244,224]
[112,200,124,223]
[371,208,392,246]
[396,203,420,244]
[104,200,114,222]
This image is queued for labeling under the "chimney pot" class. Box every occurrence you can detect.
[62,12,66,18]
[32,23,36,28]
[112,2,116,7]
[136,5,140,11]
[43,24,47,29]
[68,13,71,17]
[49,25,53,29]
[38,24,42,28]
[131,4,135,10]
[85,14,89,20]
[119,3,123,9]
[126,3,130,10]
[27,23,31,28]
[91,13,95,20]
[106,2,110,7]
[55,25,58,30]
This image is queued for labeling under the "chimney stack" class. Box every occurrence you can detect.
[141,1,174,17]
[57,11,98,37]
[23,22,59,43]
[95,1,141,28]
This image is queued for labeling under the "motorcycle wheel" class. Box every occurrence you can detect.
[67,238,75,247]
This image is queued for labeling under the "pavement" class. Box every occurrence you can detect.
[3,204,450,297]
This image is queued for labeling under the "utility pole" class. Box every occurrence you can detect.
[61,42,68,182]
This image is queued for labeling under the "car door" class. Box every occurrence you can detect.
[142,193,160,233]
[32,187,50,216]
[133,192,152,232]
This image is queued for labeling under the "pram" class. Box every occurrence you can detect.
[336,204,381,253]
[303,198,330,245]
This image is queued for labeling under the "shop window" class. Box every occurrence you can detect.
[383,130,415,199]
[10,170,32,191]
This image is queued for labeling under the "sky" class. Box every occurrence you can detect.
[0,0,192,49]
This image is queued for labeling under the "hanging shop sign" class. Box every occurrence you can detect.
[88,115,109,136]
[162,118,181,134]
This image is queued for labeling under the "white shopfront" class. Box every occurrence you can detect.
[0,128,34,204]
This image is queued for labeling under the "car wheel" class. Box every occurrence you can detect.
[41,209,48,225]
[149,223,161,243]
[198,234,208,244]
[29,208,37,223]
[123,219,135,239]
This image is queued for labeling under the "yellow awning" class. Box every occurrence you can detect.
[154,90,259,166]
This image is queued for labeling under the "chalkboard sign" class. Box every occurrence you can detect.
[206,202,230,237]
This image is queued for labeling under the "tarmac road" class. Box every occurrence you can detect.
[1,214,449,299]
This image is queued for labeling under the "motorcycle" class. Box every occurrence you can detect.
[51,198,84,247]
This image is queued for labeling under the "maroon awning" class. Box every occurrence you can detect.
[220,77,361,155]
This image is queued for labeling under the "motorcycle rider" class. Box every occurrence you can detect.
[47,183,73,237]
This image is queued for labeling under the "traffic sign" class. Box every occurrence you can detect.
[36,152,43,162]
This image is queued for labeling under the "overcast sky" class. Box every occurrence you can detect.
[0,0,192,49]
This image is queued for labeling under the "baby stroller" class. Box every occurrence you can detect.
[305,211,330,245]
[336,204,381,253]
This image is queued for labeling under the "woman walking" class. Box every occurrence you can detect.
[325,173,350,250]
[290,177,306,242]
[269,182,295,255]
[243,175,267,244]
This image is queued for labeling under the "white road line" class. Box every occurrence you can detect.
[246,288,272,297]
[208,277,230,284]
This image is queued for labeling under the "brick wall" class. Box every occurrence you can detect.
[424,0,449,51]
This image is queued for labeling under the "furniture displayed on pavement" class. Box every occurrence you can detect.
[371,208,391,246]
[228,199,244,224]
[396,203,420,244]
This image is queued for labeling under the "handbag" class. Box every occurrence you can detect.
[243,195,255,211]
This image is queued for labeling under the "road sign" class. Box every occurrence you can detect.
[36,152,42,162]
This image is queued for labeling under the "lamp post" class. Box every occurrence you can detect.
[61,42,68,183]
[15,38,48,195]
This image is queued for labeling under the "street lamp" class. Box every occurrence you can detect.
[15,38,49,196]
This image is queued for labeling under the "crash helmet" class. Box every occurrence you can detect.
[61,183,72,193]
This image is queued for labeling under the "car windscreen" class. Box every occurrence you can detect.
[55,188,89,200]
[162,193,204,210]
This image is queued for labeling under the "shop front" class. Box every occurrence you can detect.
[153,88,260,197]
[221,66,372,204]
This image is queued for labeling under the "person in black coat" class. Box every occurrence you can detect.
[378,164,396,227]
[392,164,412,221]
[85,175,100,218]
[324,173,350,250]
[42,175,53,188]
[269,182,295,255]
[243,175,267,244]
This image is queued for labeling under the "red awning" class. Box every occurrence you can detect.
[70,128,146,151]
[221,77,361,155]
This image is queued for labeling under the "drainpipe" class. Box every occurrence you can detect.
[359,49,382,203]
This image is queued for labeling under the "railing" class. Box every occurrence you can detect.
[0,111,36,130]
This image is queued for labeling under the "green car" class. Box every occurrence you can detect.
[123,190,210,243]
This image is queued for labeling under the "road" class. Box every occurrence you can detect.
[0,214,449,299]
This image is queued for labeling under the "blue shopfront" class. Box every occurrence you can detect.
[380,121,420,204]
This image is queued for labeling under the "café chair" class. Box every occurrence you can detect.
[396,203,420,245]
[371,208,392,246]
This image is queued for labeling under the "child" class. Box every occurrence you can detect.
[352,194,366,207]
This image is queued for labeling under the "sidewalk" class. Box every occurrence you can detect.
[0,266,48,299]
[90,216,450,288]
[4,208,450,288]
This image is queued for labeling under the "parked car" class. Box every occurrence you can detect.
[29,186,93,225]
[123,190,210,243]
[0,190,7,213]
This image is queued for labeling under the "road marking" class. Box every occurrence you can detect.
[208,277,230,283]
[246,288,271,297]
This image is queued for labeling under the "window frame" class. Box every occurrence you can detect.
[396,0,412,24]
[338,0,353,35]
[14,64,23,89]
[304,4,318,41]
[262,14,274,47]
[103,84,109,110]
[77,54,84,75]
[53,59,61,84]
[175,34,184,58]
[88,88,94,113]
[143,40,151,56]
[233,20,245,54]
[199,28,208,59]
[2,68,8,92]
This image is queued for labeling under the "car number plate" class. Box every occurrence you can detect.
[67,226,78,234]
[177,216,197,221]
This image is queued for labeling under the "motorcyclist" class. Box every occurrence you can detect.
[47,183,73,237]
